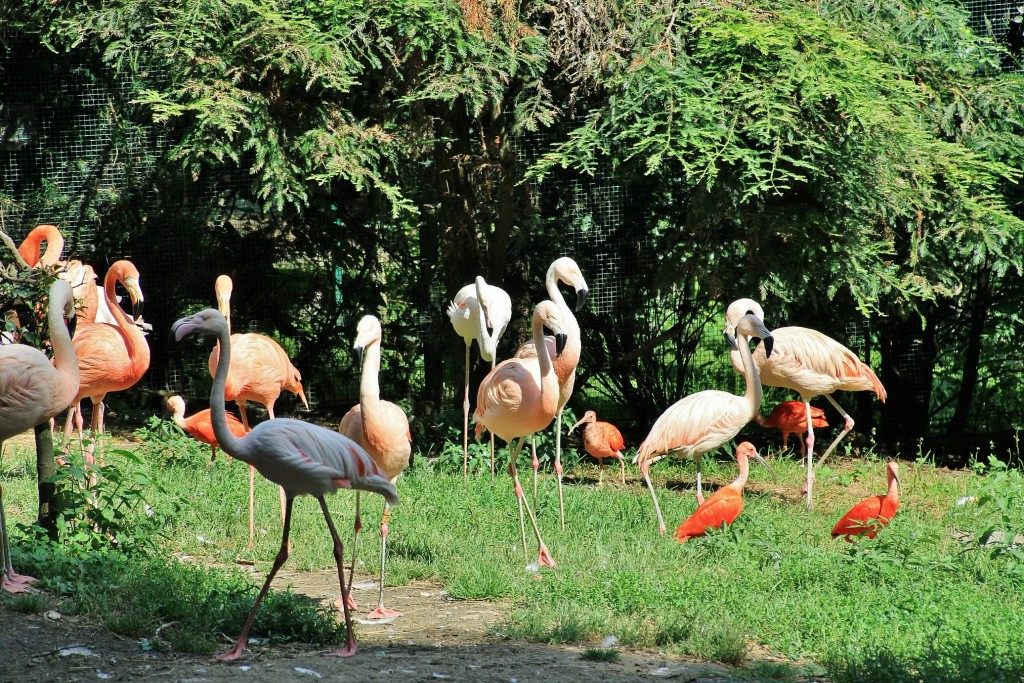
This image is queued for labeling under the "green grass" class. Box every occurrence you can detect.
[3,429,1024,680]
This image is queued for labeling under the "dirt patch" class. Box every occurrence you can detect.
[2,577,750,683]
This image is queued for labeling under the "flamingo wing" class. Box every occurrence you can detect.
[756,328,886,400]
[636,390,748,463]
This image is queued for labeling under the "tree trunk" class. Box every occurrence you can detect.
[34,422,58,539]
[877,314,936,451]
[947,267,991,435]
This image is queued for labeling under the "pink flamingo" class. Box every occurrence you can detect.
[674,442,772,542]
[17,225,101,324]
[0,280,79,592]
[832,461,901,541]
[447,277,500,479]
[338,315,412,621]
[165,395,247,463]
[172,307,398,660]
[207,275,309,548]
[634,312,773,534]
[63,260,149,461]
[568,410,626,485]
[515,257,588,527]
[474,300,567,569]
[756,400,829,458]
[724,299,887,510]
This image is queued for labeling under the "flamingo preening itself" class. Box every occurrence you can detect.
[473,300,567,570]
[674,442,772,542]
[0,280,79,593]
[447,276,503,479]
[339,315,412,621]
[832,461,901,541]
[634,311,773,534]
[568,410,626,486]
[172,308,398,660]
[724,299,887,510]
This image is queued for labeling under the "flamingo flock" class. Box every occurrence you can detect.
[1,225,905,660]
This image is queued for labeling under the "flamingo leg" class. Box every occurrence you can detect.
[813,394,855,475]
[462,343,470,481]
[694,454,705,506]
[530,436,539,510]
[803,401,816,510]
[554,409,565,529]
[247,465,257,549]
[217,496,295,661]
[0,483,35,593]
[366,504,401,621]
[337,491,361,612]
[509,438,556,568]
[511,440,529,562]
[639,457,668,534]
[489,356,497,479]
[319,498,359,658]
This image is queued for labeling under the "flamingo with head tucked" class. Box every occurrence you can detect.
[338,315,412,621]
[724,299,887,510]
[0,280,79,593]
[634,312,774,534]
[515,257,588,527]
[474,300,567,569]
[172,308,398,660]
[448,277,498,479]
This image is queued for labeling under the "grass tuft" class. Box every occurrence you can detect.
[580,647,620,662]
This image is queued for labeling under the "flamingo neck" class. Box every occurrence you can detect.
[19,225,64,267]
[474,296,495,362]
[209,320,249,460]
[359,340,382,407]
[103,267,150,373]
[737,332,763,419]
[48,288,79,405]
[532,312,554,384]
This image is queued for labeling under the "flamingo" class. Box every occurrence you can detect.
[515,257,588,527]
[831,461,901,541]
[0,280,79,593]
[208,274,309,548]
[172,308,398,660]
[17,224,101,324]
[724,299,887,510]
[165,395,246,463]
[674,442,773,542]
[475,278,512,476]
[64,260,149,461]
[338,315,412,621]
[756,400,829,458]
[473,300,567,569]
[634,311,774,534]
[568,410,626,485]
[447,277,498,479]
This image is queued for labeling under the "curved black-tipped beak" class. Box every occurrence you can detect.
[67,315,77,340]
[762,334,774,358]
[575,288,589,312]
[555,332,568,356]
[354,345,364,369]
[723,330,738,350]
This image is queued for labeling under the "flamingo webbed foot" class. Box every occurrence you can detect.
[537,545,557,569]
[365,605,402,621]
[326,642,358,658]
[334,593,357,612]
[214,643,247,661]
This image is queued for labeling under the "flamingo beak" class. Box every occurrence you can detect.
[762,334,774,357]
[354,345,364,368]
[723,330,738,350]
[171,315,198,342]
[575,287,589,312]
[554,332,568,356]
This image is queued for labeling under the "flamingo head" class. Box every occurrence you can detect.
[726,311,774,358]
[723,298,765,342]
[568,410,597,434]
[353,314,383,368]
[171,308,227,342]
[552,257,589,312]
[165,395,186,417]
